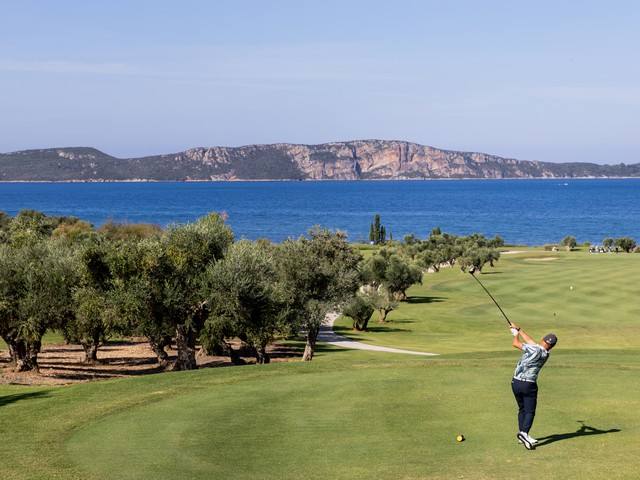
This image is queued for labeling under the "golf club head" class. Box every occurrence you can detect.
[469,266,476,275]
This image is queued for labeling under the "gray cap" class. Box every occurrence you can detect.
[543,333,558,347]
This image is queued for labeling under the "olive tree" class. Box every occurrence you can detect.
[342,295,375,331]
[98,219,162,241]
[108,214,234,370]
[109,237,174,368]
[51,220,97,245]
[277,227,362,361]
[614,237,636,253]
[455,234,502,271]
[159,214,234,370]
[202,240,286,364]
[71,287,117,364]
[0,238,78,371]
[10,209,85,239]
[561,235,577,250]
[0,244,22,365]
[361,247,422,323]
[65,239,118,364]
[384,252,423,300]
[458,246,501,273]
[403,231,503,278]
[409,232,463,272]
[0,211,11,244]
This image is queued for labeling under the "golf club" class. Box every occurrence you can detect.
[468,266,511,325]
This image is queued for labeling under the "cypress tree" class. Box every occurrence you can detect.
[373,214,381,244]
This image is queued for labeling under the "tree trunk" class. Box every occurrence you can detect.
[81,330,102,364]
[147,335,172,369]
[256,342,270,364]
[5,338,23,367]
[362,316,371,331]
[354,315,369,331]
[2,336,41,372]
[81,341,100,364]
[17,341,41,372]
[218,340,246,365]
[173,324,197,371]
[302,326,319,362]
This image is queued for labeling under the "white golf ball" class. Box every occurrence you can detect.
[570,286,573,290]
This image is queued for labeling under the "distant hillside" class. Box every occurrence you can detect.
[1,141,639,181]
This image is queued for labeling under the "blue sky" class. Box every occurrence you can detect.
[1,1,639,164]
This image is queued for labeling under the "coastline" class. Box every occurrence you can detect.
[1,176,638,183]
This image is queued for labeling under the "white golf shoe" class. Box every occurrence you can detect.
[517,431,537,450]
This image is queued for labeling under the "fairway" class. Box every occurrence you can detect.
[2,249,640,479]
[334,248,640,353]
[63,354,639,480]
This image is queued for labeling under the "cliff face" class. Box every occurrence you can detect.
[2,140,638,181]
[171,140,564,180]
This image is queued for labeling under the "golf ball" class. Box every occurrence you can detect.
[456,435,465,442]
[570,286,573,290]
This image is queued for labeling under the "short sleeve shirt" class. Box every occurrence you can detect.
[513,343,549,382]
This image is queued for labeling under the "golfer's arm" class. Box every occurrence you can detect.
[509,323,523,349]
[518,329,536,345]
[512,335,523,349]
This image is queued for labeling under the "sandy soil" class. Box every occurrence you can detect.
[0,339,300,387]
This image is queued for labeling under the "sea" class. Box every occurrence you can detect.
[1,179,638,246]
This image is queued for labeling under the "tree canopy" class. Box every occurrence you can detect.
[0,209,570,375]
[202,240,285,364]
[276,227,362,361]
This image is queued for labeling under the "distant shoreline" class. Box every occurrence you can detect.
[1,176,637,184]
[3,141,638,181]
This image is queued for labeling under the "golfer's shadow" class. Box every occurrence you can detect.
[536,421,620,447]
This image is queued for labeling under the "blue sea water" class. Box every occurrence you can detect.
[0,179,638,246]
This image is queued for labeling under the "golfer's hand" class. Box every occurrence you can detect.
[509,323,520,331]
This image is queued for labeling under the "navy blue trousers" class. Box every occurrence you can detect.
[511,378,538,433]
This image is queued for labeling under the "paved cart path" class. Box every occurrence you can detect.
[318,313,438,356]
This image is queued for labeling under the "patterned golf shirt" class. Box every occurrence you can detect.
[513,343,549,382]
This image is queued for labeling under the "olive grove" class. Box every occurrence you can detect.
[0,210,508,372]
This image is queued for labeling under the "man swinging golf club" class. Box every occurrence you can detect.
[467,267,557,450]
[508,322,557,450]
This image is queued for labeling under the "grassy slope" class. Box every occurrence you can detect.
[1,248,640,479]
[335,248,640,352]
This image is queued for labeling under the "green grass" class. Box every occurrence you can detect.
[2,248,640,479]
[335,248,640,352]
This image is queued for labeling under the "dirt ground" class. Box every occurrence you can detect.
[0,339,300,386]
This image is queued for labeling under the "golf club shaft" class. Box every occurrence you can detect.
[471,274,511,325]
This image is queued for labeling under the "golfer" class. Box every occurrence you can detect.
[508,323,557,450]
